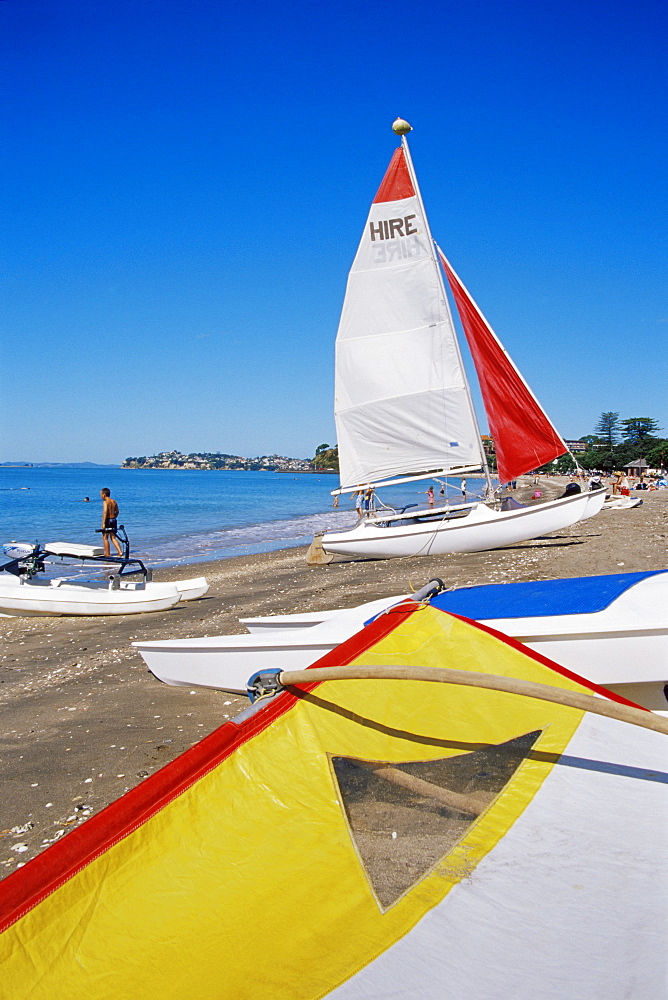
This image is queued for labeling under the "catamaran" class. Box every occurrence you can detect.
[133,571,668,714]
[0,530,209,616]
[316,120,605,560]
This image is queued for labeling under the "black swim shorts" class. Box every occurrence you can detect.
[103,518,118,533]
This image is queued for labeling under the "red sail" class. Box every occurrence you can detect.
[439,250,567,485]
[373,147,415,203]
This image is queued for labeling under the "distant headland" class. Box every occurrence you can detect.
[0,462,116,469]
[1,448,341,473]
[122,448,339,473]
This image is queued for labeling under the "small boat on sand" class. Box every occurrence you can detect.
[3,597,667,997]
[134,571,668,713]
[0,530,209,616]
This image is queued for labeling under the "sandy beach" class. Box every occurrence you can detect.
[1,482,666,878]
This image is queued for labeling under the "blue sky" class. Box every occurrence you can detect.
[1,0,666,464]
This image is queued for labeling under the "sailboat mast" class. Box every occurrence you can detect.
[398,127,495,498]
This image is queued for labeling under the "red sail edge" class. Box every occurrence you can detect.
[373,147,415,203]
[439,250,567,485]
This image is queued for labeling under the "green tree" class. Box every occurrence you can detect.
[594,412,620,450]
[553,454,578,474]
[587,450,616,473]
[620,417,662,452]
[313,446,339,471]
[315,443,330,456]
[572,450,603,472]
[645,439,668,471]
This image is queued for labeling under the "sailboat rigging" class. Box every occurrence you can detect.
[317,119,605,560]
[437,249,570,487]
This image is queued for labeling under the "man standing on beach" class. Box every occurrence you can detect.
[100,488,123,557]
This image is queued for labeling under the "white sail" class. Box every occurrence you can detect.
[334,148,484,490]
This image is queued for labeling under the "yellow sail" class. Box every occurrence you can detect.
[1,603,666,999]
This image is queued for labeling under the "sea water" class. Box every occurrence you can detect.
[0,467,492,568]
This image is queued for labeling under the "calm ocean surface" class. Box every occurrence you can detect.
[0,467,492,569]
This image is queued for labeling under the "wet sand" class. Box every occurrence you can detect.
[1,484,666,876]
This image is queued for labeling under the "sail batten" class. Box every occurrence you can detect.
[438,249,567,484]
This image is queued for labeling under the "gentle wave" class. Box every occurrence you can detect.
[137,508,359,566]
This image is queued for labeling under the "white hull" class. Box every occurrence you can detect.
[321,489,605,559]
[2,536,209,614]
[134,571,668,712]
[238,594,406,633]
[174,577,210,602]
[134,596,402,692]
[240,610,341,633]
[0,575,182,617]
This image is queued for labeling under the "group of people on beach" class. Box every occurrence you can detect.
[581,471,665,496]
[554,470,666,496]
[423,480,467,508]
[350,470,666,521]
[353,477,469,518]
[353,487,375,517]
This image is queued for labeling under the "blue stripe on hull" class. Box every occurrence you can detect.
[428,571,667,620]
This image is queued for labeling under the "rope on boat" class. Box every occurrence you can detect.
[276,665,668,736]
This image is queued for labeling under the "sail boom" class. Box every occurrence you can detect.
[332,465,484,496]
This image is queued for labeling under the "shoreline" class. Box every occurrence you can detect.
[86,475,661,570]
[1,487,666,878]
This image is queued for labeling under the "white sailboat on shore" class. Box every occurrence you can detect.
[317,120,604,560]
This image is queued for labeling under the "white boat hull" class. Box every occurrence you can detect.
[0,575,182,617]
[134,598,399,692]
[238,594,407,633]
[174,577,210,602]
[321,489,606,559]
[134,571,668,712]
[136,633,338,691]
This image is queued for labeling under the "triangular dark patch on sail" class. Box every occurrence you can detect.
[332,730,541,909]
[373,148,415,203]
